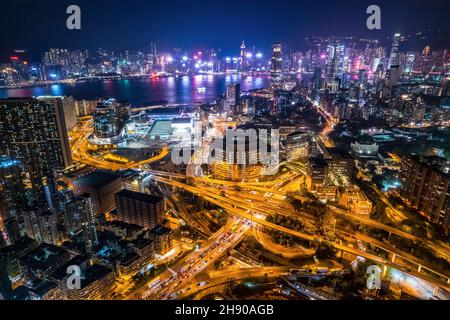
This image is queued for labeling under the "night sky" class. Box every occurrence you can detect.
[1,0,449,58]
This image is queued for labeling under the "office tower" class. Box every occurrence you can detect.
[150,42,158,68]
[115,189,165,230]
[385,66,400,88]
[405,52,415,73]
[400,155,450,230]
[307,157,328,191]
[326,149,355,185]
[73,170,122,216]
[226,83,241,112]
[313,67,322,90]
[270,43,282,81]
[93,98,130,143]
[0,97,73,209]
[325,44,345,81]
[63,195,89,235]
[239,41,246,71]
[389,33,401,68]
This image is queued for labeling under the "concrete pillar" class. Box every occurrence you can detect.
[433,285,439,297]
[391,253,396,263]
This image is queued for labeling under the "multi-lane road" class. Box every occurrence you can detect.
[68,117,450,298]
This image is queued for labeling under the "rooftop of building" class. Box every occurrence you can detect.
[26,279,58,297]
[0,156,20,169]
[327,148,354,160]
[171,117,192,124]
[74,170,120,189]
[0,236,38,257]
[50,255,90,281]
[309,156,329,167]
[20,243,69,271]
[131,235,154,249]
[405,154,449,177]
[79,264,113,289]
[150,225,171,236]
[146,106,181,115]
[103,220,144,233]
[115,189,164,204]
[119,251,140,266]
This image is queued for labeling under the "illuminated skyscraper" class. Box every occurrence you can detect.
[313,67,322,90]
[93,99,130,144]
[239,41,246,71]
[405,52,415,73]
[325,44,345,81]
[270,43,282,81]
[389,33,401,68]
[226,83,241,113]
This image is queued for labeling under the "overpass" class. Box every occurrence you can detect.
[152,175,450,293]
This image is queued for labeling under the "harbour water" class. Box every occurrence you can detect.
[0,74,269,106]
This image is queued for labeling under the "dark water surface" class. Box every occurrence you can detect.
[0,75,269,106]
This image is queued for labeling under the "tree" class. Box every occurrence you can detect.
[315,241,337,260]
[290,199,303,212]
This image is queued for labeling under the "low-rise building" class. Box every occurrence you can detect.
[67,264,115,300]
[149,225,173,255]
[339,187,373,215]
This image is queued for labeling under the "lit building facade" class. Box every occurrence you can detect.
[270,43,282,81]
[0,97,74,208]
[115,189,165,230]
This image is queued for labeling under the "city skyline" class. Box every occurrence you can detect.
[1,0,450,58]
[0,0,449,305]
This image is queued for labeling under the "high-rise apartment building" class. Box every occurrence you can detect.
[63,194,98,253]
[0,97,74,209]
[22,209,60,245]
[400,154,450,230]
[0,157,27,219]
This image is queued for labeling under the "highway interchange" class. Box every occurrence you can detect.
[68,114,450,300]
